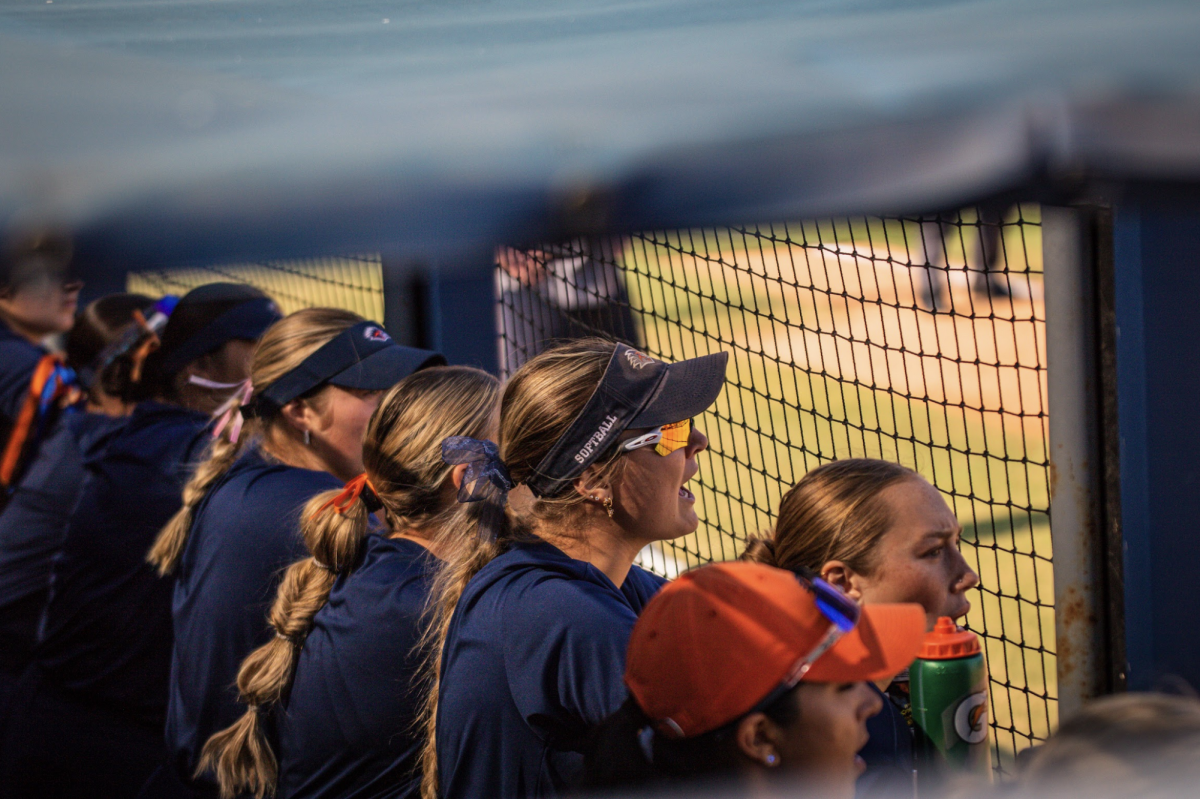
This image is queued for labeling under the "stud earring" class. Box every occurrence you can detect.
[603,497,614,519]
[766,753,777,766]
[303,430,311,447]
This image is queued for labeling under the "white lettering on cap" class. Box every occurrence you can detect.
[574,414,620,464]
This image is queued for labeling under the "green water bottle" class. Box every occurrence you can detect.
[909,617,992,779]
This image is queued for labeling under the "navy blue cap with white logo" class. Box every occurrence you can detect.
[524,343,728,497]
[251,321,445,414]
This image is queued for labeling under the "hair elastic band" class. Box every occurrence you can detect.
[79,296,177,390]
[189,376,254,443]
[441,436,514,504]
[311,473,384,520]
[127,311,162,385]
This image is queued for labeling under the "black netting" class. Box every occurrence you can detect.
[497,207,1054,776]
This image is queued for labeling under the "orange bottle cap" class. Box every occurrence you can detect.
[918,616,981,660]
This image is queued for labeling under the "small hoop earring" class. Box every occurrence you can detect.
[303,430,311,447]
[603,496,614,519]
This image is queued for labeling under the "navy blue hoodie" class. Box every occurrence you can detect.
[35,401,210,726]
[0,411,128,673]
[167,445,341,785]
[276,535,437,799]
[0,320,46,429]
[0,320,52,502]
[436,539,665,799]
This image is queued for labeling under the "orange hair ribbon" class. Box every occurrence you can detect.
[311,473,381,519]
[127,308,161,384]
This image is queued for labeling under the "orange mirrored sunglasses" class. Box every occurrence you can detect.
[621,418,693,457]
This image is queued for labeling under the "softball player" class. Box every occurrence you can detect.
[425,338,728,799]
[0,235,82,507]
[0,293,159,705]
[743,459,981,797]
[584,561,924,799]
[203,365,497,799]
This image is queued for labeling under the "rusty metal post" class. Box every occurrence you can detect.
[1043,206,1106,720]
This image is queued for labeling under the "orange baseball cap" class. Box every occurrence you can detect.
[624,561,925,739]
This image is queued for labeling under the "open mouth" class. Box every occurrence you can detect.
[679,464,698,502]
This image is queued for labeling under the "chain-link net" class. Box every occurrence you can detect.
[497,207,1054,776]
[127,254,385,322]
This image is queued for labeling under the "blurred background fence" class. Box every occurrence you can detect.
[127,207,1054,776]
[128,254,385,322]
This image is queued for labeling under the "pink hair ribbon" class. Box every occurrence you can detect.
[189,376,254,443]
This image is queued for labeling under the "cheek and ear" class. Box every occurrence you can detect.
[734,712,782,768]
[820,560,870,603]
[573,466,613,506]
[435,463,469,507]
[450,463,469,492]
[279,397,321,438]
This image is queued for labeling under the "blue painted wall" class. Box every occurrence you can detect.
[423,267,498,375]
[1114,190,1200,690]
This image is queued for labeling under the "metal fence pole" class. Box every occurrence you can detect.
[381,255,427,348]
[1043,206,1107,719]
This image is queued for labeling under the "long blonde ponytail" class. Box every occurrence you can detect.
[202,365,500,799]
[148,308,365,576]
[417,338,629,799]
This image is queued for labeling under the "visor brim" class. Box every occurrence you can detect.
[326,346,446,391]
[805,603,926,684]
[630,351,729,429]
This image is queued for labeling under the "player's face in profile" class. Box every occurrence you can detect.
[308,386,384,480]
[856,477,978,630]
[612,422,708,542]
[756,681,881,799]
[0,271,82,338]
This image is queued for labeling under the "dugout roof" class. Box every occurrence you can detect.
[2,0,1200,272]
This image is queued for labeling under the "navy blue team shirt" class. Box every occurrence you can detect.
[276,535,437,799]
[0,319,46,429]
[35,401,210,726]
[167,445,342,784]
[0,412,128,673]
[857,683,916,798]
[436,539,666,799]
[0,320,51,505]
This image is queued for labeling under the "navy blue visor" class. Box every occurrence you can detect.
[251,321,445,414]
[525,343,727,497]
[159,296,282,376]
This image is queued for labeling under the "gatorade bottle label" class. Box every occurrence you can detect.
[953,691,989,744]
